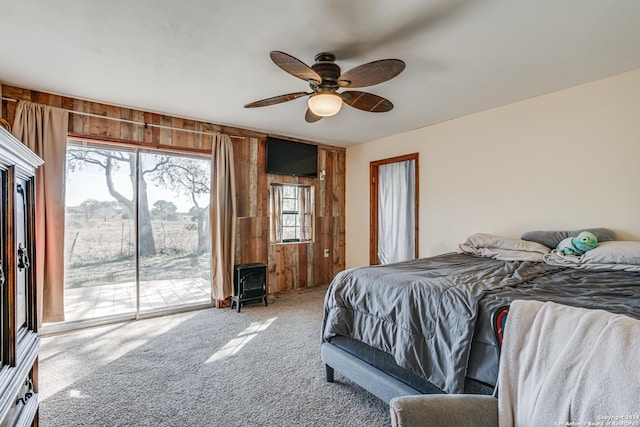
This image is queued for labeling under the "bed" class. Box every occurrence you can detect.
[320,231,640,402]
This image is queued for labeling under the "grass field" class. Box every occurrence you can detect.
[64,208,210,289]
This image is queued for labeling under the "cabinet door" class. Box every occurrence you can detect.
[15,180,28,332]
[0,170,4,370]
[1,167,11,367]
[0,168,37,366]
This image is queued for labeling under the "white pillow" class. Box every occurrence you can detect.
[582,241,640,266]
[460,233,550,253]
[458,233,550,262]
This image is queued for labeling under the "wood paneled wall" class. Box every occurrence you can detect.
[1,85,346,294]
[234,137,345,293]
[1,85,246,151]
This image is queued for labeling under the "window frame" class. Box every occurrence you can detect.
[270,183,314,244]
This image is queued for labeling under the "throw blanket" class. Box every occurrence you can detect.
[498,300,640,427]
[542,249,582,267]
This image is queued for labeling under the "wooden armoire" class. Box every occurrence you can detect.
[0,124,42,426]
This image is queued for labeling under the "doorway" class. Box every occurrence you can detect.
[370,153,419,265]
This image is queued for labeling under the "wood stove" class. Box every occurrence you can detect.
[231,263,267,312]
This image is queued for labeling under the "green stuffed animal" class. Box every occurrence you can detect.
[556,231,598,256]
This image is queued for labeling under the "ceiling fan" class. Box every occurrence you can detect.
[244,51,405,123]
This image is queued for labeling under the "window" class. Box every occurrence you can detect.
[270,184,313,243]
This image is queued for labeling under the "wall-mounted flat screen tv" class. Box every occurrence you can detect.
[266,137,318,178]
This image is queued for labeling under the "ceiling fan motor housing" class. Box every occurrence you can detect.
[311,52,341,90]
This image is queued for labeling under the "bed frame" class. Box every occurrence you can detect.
[322,342,426,403]
[321,337,495,403]
[321,306,511,403]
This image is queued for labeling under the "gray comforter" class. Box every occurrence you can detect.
[478,261,640,322]
[321,253,546,393]
[321,253,640,394]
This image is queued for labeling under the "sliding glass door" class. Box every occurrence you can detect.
[137,152,211,313]
[63,143,212,324]
[64,145,137,321]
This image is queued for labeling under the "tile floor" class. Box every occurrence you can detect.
[63,278,212,322]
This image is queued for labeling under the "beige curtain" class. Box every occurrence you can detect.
[298,185,313,241]
[12,101,69,325]
[210,133,236,301]
[269,184,283,242]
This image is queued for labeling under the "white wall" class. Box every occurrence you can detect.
[346,68,640,268]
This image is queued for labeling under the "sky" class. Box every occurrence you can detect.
[65,153,209,213]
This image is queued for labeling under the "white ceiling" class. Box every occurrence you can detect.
[1,0,639,147]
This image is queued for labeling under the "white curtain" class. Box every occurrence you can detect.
[269,184,283,243]
[298,185,313,241]
[378,160,415,264]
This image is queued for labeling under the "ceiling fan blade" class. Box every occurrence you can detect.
[340,91,394,112]
[244,92,310,108]
[305,108,323,123]
[338,59,405,88]
[270,51,322,85]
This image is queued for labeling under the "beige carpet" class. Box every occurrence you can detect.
[39,285,390,426]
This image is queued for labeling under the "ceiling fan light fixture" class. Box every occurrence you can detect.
[308,93,342,117]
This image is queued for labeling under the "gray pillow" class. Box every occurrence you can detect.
[521,228,616,249]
